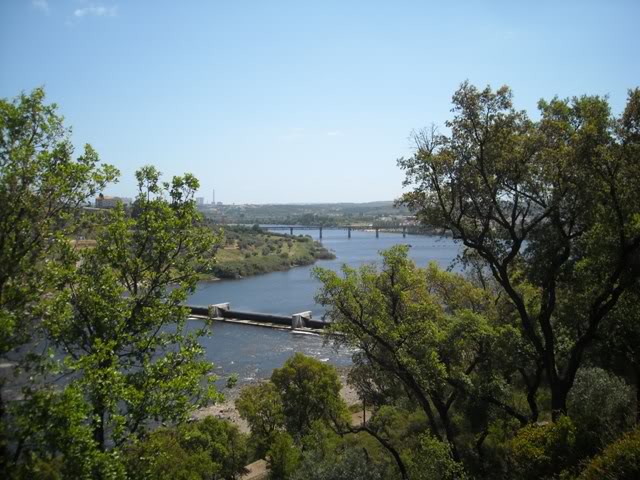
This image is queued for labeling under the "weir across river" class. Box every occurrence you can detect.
[187,303,327,330]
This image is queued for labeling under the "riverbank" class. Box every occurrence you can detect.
[201,226,335,280]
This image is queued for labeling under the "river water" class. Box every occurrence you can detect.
[189,229,461,384]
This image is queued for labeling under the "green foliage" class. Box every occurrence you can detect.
[236,382,285,456]
[0,88,118,357]
[32,167,222,451]
[568,368,635,454]
[271,353,348,439]
[5,166,222,477]
[10,385,125,479]
[508,416,576,479]
[406,433,467,480]
[125,416,249,480]
[292,443,386,480]
[314,245,504,461]
[0,88,120,474]
[399,82,640,417]
[209,227,334,279]
[125,429,214,480]
[266,431,300,480]
[578,427,640,480]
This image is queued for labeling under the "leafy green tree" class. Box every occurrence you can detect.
[406,433,467,480]
[266,431,300,480]
[125,416,249,480]
[11,385,125,480]
[399,83,640,418]
[314,246,504,461]
[8,167,222,475]
[270,353,348,439]
[236,382,285,456]
[0,88,117,465]
[292,443,386,480]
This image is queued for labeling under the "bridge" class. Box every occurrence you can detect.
[187,303,326,331]
[263,224,424,239]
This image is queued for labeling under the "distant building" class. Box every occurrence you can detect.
[196,197,204,206]
[95,194,131,209]
[212,188,216,205]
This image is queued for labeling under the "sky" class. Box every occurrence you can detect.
[1,1,639,204]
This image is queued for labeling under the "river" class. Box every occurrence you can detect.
[188,229,461,384]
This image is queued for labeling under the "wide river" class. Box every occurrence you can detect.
[188,229,460,385]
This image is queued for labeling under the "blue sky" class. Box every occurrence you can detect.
[1,1,638,203]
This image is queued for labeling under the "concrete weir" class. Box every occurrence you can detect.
[187,303,326,330]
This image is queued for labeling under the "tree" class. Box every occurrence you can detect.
[0,88,117,471]
[125,416,249,480]
[399,82,640,418]
[266,432,300,480]
[508,416,577,479]
[314,246,507,462]
[236,382,285,456]
[270,353,348,439]
[8,167,222,474]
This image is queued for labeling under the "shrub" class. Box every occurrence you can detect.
[267,432,300,480]
[508,416,576,479]
[578,428,640,480]
[124,417,248,480]
[568,368,635,454]
[407,434,468,480]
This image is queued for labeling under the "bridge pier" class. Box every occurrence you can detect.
[403,226,406,238]
[348,227,351,238]
[289,227,293,235]
[375,228,379,238]
[319,226,323,239]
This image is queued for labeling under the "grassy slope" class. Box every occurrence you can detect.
[203,229,335,280]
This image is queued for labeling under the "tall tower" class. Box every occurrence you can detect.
[212,188,215,205]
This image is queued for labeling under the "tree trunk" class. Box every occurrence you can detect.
[635,366,640,425]
[550,383,569,421]
[0,389,8,474]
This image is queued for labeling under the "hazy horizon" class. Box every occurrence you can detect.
[2,0,638,204]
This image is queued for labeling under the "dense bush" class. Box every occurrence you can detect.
[266,432,300,480]
[124,417,249,480]
[292,443,386,480]
[407,434,468,480]
[271,353,348,439]
[578,427,640,480]
[508,416,576,480]
[568,368,635,455]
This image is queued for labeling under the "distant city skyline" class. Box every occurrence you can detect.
[1,0,638,203]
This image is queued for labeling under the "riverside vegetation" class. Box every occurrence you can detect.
[1,83,639,479]
[204,225,335,280]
